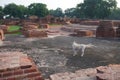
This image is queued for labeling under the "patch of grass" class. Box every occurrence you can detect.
[8,25,21,32]
[8,25,22,35]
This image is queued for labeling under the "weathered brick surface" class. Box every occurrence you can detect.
[96,64,120,80]
[76,30,93,37]
[0,29,4,40]
[0,25,9,34]
[50,64,120,80]
[22,25,38,31]
[50,68,97,80]
[116,25,120,37]
[39,24,49,29]
[23,29,47,38]
[0,52,43,80]
[96,21,116,38]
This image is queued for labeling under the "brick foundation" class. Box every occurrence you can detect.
[23,29,47,38]
[0,52,44,80]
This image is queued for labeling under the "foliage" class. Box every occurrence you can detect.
[0,6,4,19]
[17,5,28,19]
[76,0,117,19]
[28,3,49,17]
[108,8,120,20]
[3,3,20,18]
[49,8,64,17]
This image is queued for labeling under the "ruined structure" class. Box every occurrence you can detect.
[96,21,116,38]
[0,52,43,80]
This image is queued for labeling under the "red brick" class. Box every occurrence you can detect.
[23,29,48,38]
[6,77,15,80]
[34,76,44,80]
[0,78,6,80]
[0,29,4,40]
[39,24,49,29]
[76,30,93,37]
[96,20,116,38]
[27,72,41,78]
[2,71,13,77]
[14,69,24,75]
[24,68,37,73]
[14,75,26,80]
[0,73,2,77]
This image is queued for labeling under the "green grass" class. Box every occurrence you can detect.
[8,25,21,32]
[8,25,21,35]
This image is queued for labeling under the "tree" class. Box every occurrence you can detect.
[28,3,49,17]
[108,8,120,20]
[77,0,117,19]
[3,3,20,18]
[0,6,4,19]
[17,5,28,19]
[65,8,76,18]
[49,8,64,17]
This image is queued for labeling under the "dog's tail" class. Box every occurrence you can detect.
[87,43,96,48]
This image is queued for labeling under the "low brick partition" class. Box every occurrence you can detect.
[96,20,116,38]
[0,29,5,40]
[76,30,93,37]
[0,25,9,34]
[0,52,44,80]
[39,24,49,29]
[50,64,120,80]
[23,29,47,38]
[80,21,99,26]
[22,22,38,27]
[21,25,38,31]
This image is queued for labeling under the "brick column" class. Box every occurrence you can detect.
[96,21,116,38]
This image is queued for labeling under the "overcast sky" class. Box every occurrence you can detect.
[0,0,120,10]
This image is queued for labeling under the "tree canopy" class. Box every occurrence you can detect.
[0,0,120,19]
[49,8,64,17]
[76,0,117,19]
[3,3,20,18]
[0,6,4,19]
[28,3,49,17]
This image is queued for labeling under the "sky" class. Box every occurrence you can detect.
[0,0,120,11]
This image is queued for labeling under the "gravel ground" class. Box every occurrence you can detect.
[0,25,120,79]
[1,34,120,79]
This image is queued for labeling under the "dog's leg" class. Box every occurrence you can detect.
[73,47,77,56]
[81,46,86,57]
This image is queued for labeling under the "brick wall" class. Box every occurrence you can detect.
[96,20,116,38]
[23,29,47,38]
[0,29,4,40]
[0,25,9,34]
[0,52,44,80]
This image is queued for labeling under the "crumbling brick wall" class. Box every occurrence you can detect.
[96,20,116,38]
[0,25,9,34]
[24,29,47,38]
[0,52,44,80]
[0,29,4,40]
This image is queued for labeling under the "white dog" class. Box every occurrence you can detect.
[72,41,96,57]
